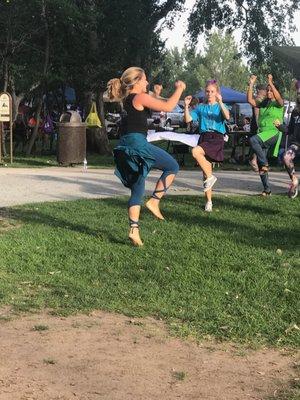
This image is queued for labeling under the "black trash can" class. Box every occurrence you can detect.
[57,111,86,166]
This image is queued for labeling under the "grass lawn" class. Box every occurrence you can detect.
[0,153,115,169]
[0,195,299,348]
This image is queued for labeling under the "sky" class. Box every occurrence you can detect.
[161,0,300,51]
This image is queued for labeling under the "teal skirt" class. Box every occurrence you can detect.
[113,133,156,188]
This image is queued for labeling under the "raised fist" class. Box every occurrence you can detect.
[249,75,257,85]
[216,92,223,103]
[175,80,186,91]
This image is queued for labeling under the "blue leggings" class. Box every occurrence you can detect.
[128,144,179,207]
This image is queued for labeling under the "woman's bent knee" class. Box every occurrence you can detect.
[192,146,203,158]
[165,157,179,175]
[171,161,180,174]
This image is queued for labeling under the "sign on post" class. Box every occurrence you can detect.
[0,93,11,122]
[0,92,13,164]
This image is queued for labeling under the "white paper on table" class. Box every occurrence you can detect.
[147,130,200,148]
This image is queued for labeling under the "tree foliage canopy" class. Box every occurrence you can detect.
[0,0,298,109]
[0,0,185,103]
[188,0,300,67]
[158,32,250,96]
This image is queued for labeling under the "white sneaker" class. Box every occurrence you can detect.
[205,201,213,212]
[203,175,217,192]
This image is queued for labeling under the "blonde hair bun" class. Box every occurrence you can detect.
[106,67,144,102]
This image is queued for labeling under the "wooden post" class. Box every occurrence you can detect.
[9,94,13,163]
[0,122,2,164]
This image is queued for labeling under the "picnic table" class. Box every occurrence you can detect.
[227,130,250,163]
[147,129,252,165]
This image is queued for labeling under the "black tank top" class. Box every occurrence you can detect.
[120,93,149,136]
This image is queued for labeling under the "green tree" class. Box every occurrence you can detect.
[188,0,299,68]
[0,0,186,154]
[156,45,203,96]
[195,32,249,91]
[75,0,186,154]
[159,32,249,96]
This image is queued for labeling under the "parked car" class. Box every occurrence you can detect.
[105,112,121,139]
[284,100,295,124]
[150,104,184,128]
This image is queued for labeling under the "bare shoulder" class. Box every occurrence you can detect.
[132,93,151,110]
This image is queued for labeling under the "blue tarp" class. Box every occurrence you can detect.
[65,87,76,103]
[195,86,247,104]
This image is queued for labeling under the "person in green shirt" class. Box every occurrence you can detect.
[247,74,284,195]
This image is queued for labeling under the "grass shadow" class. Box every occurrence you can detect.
[4,202,128,246]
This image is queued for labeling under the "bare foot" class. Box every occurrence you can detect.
[145,198,165,220]
[128,227,143,247]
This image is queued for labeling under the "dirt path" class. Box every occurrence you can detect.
[0,310,298,400]
[0,167,289,207]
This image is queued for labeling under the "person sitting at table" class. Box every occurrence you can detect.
[186,97,200,133]
[184,79,230,212]
[247,74,284,196]
[146,96,201,147]
[149,81,164,99]
[242,116,251,132]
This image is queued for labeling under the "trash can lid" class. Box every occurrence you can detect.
[60,111,82,123]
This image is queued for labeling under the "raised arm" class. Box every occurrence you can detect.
[268,74,284,106]
[247,75,258,107]
[216,92,230,120]
[134,81,186,112]
[184,95,193,123]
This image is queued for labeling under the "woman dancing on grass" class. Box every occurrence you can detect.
[277,95,300,198]
[107,67,186,246]
[247,74,284,196]
[283,96,300,198]
[183,80,230,212]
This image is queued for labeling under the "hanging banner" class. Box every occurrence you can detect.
[0,93,11,122]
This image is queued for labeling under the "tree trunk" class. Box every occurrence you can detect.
[95,91,111,155]
[3,60,9,92]
[3,17,11,92]
[86,91,111,155]
[26,0,49,155]
[10,76,24,121]
[86,126,111,155]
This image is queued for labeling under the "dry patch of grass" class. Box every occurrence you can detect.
[0,210,22,233]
